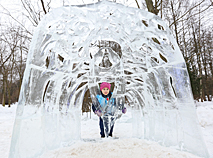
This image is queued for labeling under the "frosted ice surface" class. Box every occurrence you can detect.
[9,1,209,158]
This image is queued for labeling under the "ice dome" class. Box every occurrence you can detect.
[9,1,209,158]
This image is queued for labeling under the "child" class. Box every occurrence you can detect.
[92,82,127,138]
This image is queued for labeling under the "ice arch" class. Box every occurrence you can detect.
[9,1,209,158]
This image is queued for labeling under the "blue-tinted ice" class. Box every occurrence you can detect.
[9,1,209,158]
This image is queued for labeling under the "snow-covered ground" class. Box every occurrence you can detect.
[0,101,212,158]
[196,101,213,157]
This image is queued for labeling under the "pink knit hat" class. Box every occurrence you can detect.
[100,82,111,91]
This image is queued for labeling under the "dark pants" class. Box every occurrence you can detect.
[99,117,114,137]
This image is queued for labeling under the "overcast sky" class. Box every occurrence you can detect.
[0,0,139,27]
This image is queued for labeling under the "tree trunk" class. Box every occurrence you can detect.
[2,73,7,106]
[201,39,210,101]
[191,24,203,102]
[160,0,163,18]
[171,1,179,45]
[145,0,157,15]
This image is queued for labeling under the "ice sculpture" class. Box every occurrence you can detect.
[9,1,209,158]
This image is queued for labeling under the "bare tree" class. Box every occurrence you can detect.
[21,0,52,27]
[0,23,29,106]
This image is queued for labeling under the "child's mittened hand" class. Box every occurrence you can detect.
[122,107,127,114]
[95,110,102,117]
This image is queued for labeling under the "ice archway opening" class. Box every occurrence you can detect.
[9,1,209,158]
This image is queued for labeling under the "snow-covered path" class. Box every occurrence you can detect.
[0,105,16,158]
[0,101,213,158]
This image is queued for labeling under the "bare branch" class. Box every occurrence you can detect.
[171,4,212,28]
[0,5,33,36]
[135,0,140,9]
[169,0,207,27]
[47,0,52,12]
[41,0,47,14]
[21,0,39,26]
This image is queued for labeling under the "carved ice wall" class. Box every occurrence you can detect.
[9,1,209,158]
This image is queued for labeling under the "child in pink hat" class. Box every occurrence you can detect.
[92,82,127,138]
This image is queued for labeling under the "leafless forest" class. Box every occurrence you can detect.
[0,0,213,106]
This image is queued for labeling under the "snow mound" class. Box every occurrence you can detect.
[40,139,201,158]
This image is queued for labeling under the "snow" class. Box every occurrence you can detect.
[1,101,212,158]
[0,104,17,158]
[4,1,210,157]
[11,1,208,157]
[196,101,213,157]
